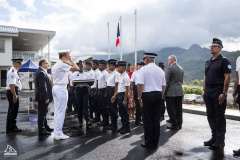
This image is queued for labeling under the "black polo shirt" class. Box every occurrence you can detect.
[205,54,231,89]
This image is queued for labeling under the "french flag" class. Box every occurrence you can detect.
[115,22,120,47]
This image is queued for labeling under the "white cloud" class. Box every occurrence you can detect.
[1,0,240,57]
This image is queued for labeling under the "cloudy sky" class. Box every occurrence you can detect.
[0,0,240,56]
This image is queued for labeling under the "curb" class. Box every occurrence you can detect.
[183,108,240,121]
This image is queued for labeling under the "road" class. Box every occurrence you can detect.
[0,100,240,160]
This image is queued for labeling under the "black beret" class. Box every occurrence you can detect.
[143,52,157,58]
[212,38,223,48]
[99,60,107,64]
[12,58,23,63]
[84,60,92,65]
[117,61,127,67]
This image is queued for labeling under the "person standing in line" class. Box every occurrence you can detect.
[165,55,184,130]
[111,61,131,134]
[35,59,53,136]
[96,60,109,129]
[137,52,166,150]
[203,38,231,151]
[52,50,79,140]
[106,59,118,132]
[89,60,99,123]
[6,58,23,134]
[130,61,144,126]
[233,56,240,157]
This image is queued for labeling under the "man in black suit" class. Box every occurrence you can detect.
[35,59,53,136]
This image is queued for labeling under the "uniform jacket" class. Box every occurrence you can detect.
[35,67,53,102]
[165,63,184,97]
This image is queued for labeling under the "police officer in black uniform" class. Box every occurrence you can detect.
[203,38,231,151]
[6,58,23,134]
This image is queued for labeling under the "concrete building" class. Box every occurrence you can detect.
[0,25,55,87]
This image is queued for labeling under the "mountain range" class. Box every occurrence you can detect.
[94,44,240,81]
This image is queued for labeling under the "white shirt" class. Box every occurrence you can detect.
[6,67,22,90]
[130,70,140,83]
[116,71,130,93]
[236,56,240,84]
[91,69,99,88]
[97,69,108,89]
[106,70,118,87]
[52,60,71,86]
[136,63,166,92]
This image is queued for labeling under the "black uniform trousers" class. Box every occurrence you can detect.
[67,86,76,113]
[165,96,183,128]
[74,86,89,125]
[115,92,130,129]
[237,85,240,108]
[38,100,50,131]
[142,91,162,147]
[106,86,118,130]
[204,87,226,144]
[89,88,97,119]
[133,85,142,124]
[97,88,109,126]
[6,88,19,131]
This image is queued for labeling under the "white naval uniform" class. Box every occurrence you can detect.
[6,67,22,91]
[136,63,166,92]
[116,71,130,93]
[96,69,108,89]
[236,56,240,85]
[52,61,71,136]
[106,70,118,87]
[130,70,140,84]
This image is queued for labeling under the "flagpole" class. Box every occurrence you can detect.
[107,22,111,60]
[120,16,123,61]
[134,9,137,66]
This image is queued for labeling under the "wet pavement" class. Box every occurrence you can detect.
[0,100,240,160]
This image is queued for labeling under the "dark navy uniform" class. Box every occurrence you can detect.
[204,54,231,146]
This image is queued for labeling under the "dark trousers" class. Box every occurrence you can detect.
[75,87,89,125]
[204,89,226,144]
[38,100,50,131]
[166,96,183,127]
[67,86,76,113]
[6,89,19,131]
[133,85,142,124]
[97,88,109,126]
[142,91,162,146]
[116,92,130,129]
[106,87,118,130]
[89,88,97,119]
[237,85,240,108]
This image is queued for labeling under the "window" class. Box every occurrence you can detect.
[0,39,5,53]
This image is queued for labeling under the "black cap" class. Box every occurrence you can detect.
[92,59,99,64]
[117,61,127,67]
[212,38,223,48]
[143,52,157,59]
[12,58,23,64]
[77,60,83,65]
[84,60,92,65]
[107,59,117,65]
[137,61,145,65]
[98,60,107,64]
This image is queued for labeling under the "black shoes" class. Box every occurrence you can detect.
[141,143,158,150]
[233,149,240,157]
[6,127,22,134]
[167,126,181,130]
[204,138,215,147]
[45,127,53,132]
[119,127,131,134]
[39,129,51,136]
[208,143,225,150]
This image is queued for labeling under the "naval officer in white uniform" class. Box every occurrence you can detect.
[52,50,79,140]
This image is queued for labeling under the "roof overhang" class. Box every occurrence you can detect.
[0,25,56,51]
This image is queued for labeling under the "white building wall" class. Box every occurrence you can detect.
[0,37,12,67]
